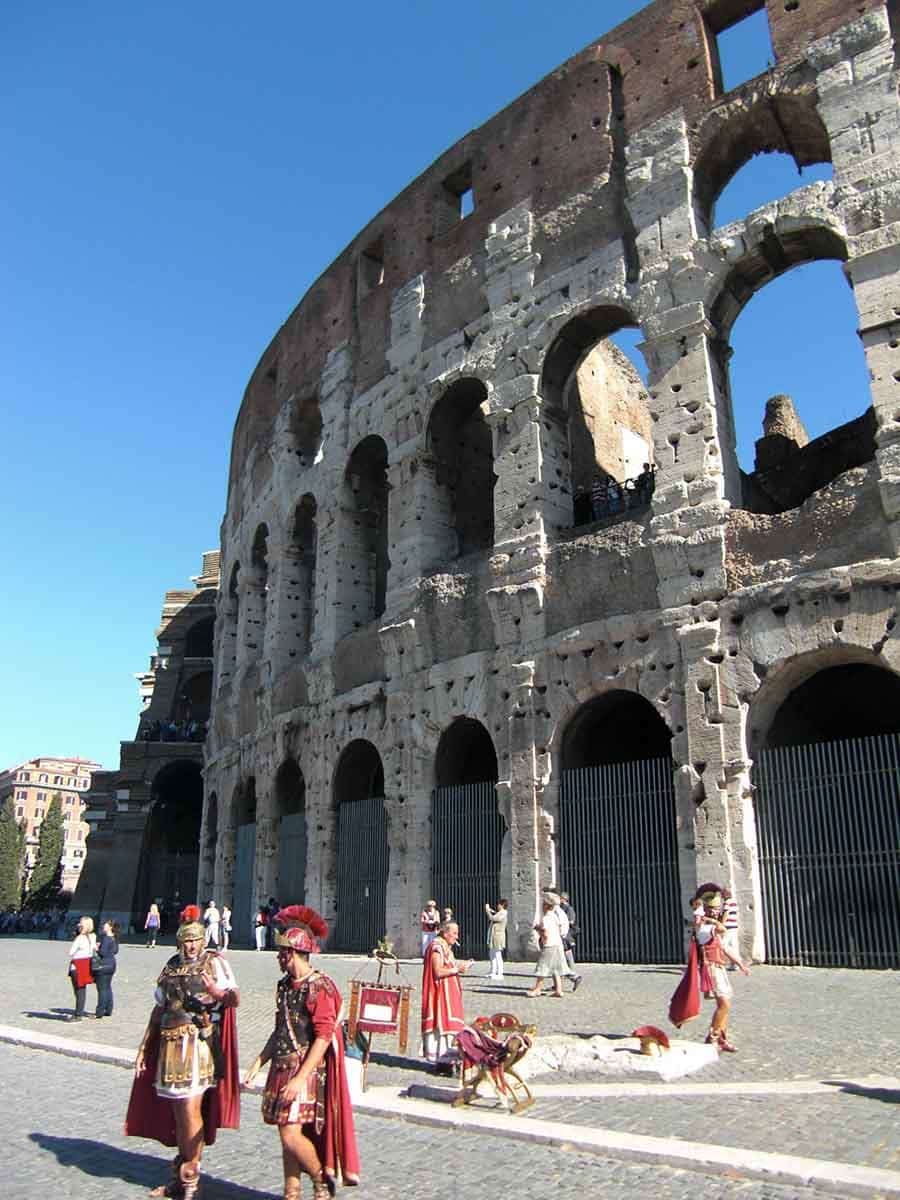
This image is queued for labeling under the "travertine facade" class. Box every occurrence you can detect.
[204,0,900,961]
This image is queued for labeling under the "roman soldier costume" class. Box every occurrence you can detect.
[246,904,359,1198]
[125,905,240,1199]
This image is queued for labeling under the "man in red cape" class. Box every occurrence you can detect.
[421,920,472,1066]
[244,904,360,1200]
[669,882,750,1051]
[125,904,240,1198]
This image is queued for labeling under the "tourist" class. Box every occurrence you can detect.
[421,920,471,1066]
[255,906,268,951]
[93,919,119,1018]
[204,899,221,949]
[221,905,232,952]
[266,896,279,950]
[144,902,161,948]
[419,898,440,956]
[125,904,240,1200]
[558,891,583,991]
[244,904,360,1197]
[526,893,567,998]
[484,898,508,980]
[67,915,96,1020]
[669,882,750,1052]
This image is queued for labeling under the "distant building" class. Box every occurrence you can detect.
[72,551,218,931]
[0,755,101,896]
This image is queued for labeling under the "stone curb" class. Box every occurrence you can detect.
[3,1025,899,1198]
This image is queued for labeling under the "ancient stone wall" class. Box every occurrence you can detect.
[204,0,900,962]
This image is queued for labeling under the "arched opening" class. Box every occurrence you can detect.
[338,437,389,636]
[132,760,203,934]
[221,562,240,682]
[693,95,832,235]
[715,152,833,230]
[541,307,655,530]
[558,691,680,962]
[244,524,269,656]
[286,495,317,657]
[232,777,257,947]
[426,378,495,561]
[432,719,503,958]
[275,758,307,904]
[292,392,323,467]
[711,246,873,512]
[184,615,215,659]
[333,740,389,952]
[175,670,212,732]
[751,660,900,967]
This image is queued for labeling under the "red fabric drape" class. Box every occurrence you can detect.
[421,939,465,1037]
[72,958,94,988]
[124,1008,240,1147]
[668,939,701,1028]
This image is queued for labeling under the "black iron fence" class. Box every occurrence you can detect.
[334,795,390,953]
[432,782,504,960]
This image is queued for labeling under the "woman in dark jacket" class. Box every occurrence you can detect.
[94,919,119,1018]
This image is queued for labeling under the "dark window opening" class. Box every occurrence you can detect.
[436,161,474,235]
[185,616,215,658]
[341,436,390,632]
[765,664,900,749]
[358,235,385,299]
[562,691,672,770]
[292,394,322,467]
[334,740,385,805]
[427,378,495,560]
[435,718,499,788]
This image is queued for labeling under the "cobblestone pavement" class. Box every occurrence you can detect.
[5,1043,845,1200]
[2,936,898,1193]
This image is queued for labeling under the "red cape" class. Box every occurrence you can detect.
[421,939,465,1037]
[124,1007,240,1146]
[668,939,701,1028]
[318,1025,360,1186]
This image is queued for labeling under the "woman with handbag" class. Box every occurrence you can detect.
[526,893,567,998]
[67,915,96,1020]
[93,919,119,1018]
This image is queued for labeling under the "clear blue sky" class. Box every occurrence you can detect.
[1,3,870,771]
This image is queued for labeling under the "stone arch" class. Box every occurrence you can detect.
[281,494,318,661]
[243,523,270,659]
[693,91,832,235]
[705,224,873,511]
[220,562,240,683]
[539,305,654,528]
[275,758,307,903]
[132,759,204,932]
[425,377,495,561]
[332,739,389,952]
[291,392,323,467]
[175,668,212,728]
[336,436,389,636]
[748,650,900,967]
[431,718,503,955]
[556,690,681,962]
[185,615,215,658]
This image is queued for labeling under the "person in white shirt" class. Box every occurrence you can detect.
[527,893,567,998]
[203,900,221,948]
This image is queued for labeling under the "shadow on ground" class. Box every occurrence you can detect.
[30,1134,274,1199]
[22,1008,76,1022]
[824,1080,900,1105]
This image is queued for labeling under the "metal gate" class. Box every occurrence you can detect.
[334,795,389,953]
[232,822,256,947]
[559,758,682,962]
[278,811,307,904]
[755,733,900,968]
[432,782,504,960]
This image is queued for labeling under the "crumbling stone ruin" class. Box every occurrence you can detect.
[203,0,900,965]
[74,553,218,931]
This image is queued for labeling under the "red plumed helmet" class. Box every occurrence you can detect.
[180,904,202,924]
[275,904,328,939]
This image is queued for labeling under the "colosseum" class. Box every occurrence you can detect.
[202,0,900,967]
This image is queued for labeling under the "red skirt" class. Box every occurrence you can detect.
[262,1053,325,1129]
[71,958,94,987]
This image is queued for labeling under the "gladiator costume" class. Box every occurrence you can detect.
[248,905,359,1197]
[125,905,240,1199]
[669,882,748,1053]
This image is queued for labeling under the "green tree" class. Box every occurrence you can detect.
[0,796,23,910]
[27,793,65,909]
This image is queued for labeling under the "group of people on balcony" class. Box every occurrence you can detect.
[140,717,207,743]
[574,461,656,526]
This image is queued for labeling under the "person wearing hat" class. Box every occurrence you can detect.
[526,893,568,998]
[244,904,360,1198]
[125,904,241,1200]
[669,882,750,1052]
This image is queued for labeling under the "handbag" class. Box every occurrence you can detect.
[90,952,103,973]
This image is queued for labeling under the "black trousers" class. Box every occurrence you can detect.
[95,971,114,1016]
[69,974,86,1017]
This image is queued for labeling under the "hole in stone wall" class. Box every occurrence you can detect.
[436,161,474,235]
[708,3,774,93]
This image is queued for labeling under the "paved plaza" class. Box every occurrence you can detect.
[1,937,898,1197]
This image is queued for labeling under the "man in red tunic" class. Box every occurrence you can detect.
[421,921,472,1066]
[244,904,360,1199]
